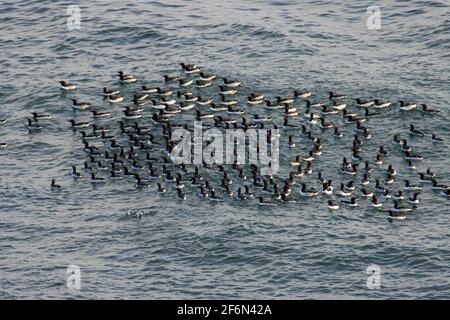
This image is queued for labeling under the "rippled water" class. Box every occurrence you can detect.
[1,0,449,299]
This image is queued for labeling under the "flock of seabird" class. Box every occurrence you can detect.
[9,63,449,220]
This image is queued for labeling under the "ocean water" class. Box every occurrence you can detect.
[0,0,449,299]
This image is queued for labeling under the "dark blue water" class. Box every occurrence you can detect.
[0,0,449,299]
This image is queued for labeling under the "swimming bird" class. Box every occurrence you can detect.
[404,180,422,191]
[156,87,172,96]
[92,124,111,134]
[305,100,324,108]
[303,150,315,162]
[387,164,397,176]
[333,126,343,138]
[110,170,122,180]
[294,90,312,98]
[108,94,124,103]
[276,96,294,104]
[361,173,370,185]
[284,104,298,116]
[179,92,199,102]
[409,124,424,136]
[364,161,373,173]
[361,188,374,198]
[375,179,387,193]
[142,85,158,94]
[322,181,333,196]
[71,166,82,178]
[222,78,241,87]
[364,108,381,118]
[388,210,406,220]
[102,87,119,96]
[404,151,423,161]
[407,160,416,171]
[351,150,362,162]
[247,95,264,105]
[59,81,77,91]
[219,86,237,95]
[197,96,213,105]
[392,190,404,201]
[373,99,391,108]
[345,181,355,191]
[332,101,347,111]
[328,200,340,210]
[376,189,389,200]
[321,105,339,115]
[355,121,365,133]
[133,93,149,102]
[68,119,90,129]
[418,173,434,183]
[265,100,283,110]
[288,135,296,148]
[328,92,347,100]
[180,63,201,73]
[420,104,440,113]
[161,97,177,106]
[392,134,403,145]
[378,145,389,156]
[408,192,421,204]
[178,78,193,87]
[341,164,358,175]
[431,134,444,143]
[117,71,137,83]
[399,101,417,111]
[401,139,412,152]
[178,101,195,111]
[198,72,216,81]
[227,106,245,115]
[210,190,224,202]
[122,110,142,120]
[221,95,239,106]
[163,74,181,83]
[149,100,166,110]
[341,197,358,207]
[30,112,52,121]
[196,110,215,120]
[258,196,276,206]
[308,113,318,125]
[425,168,436,178]
[338,182,352,197]
[51,179,62,190]
[71,99,91,110]
[319,117,334,129]
[299,183,318,197]
[431,179,450,191]
[355,98,374,108]
[196,79,212,88]
[253,115,272,123]
[371,195,382,208]
[343,109,358,118]
[91,110,112,118]
[157,183,167,193]
[135,176,150,188]
[392,200,413,213]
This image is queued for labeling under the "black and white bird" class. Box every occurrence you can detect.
[59,81,77,91]
[409,124,424,136]
[51,179,62,190]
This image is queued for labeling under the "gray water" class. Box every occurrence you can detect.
[1,0,450,299]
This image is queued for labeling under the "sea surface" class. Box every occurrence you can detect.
[0,0,449,299]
